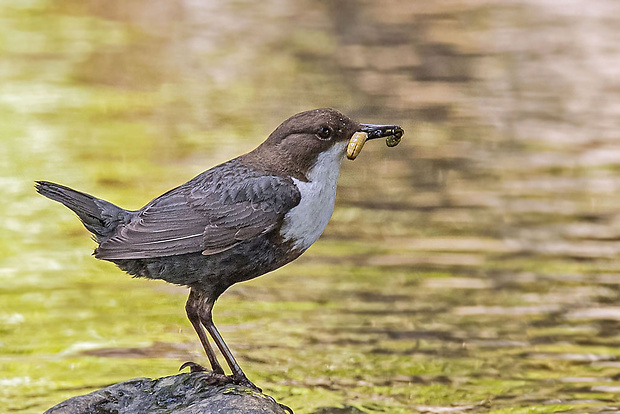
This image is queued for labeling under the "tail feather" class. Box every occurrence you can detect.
[35,181,131,241]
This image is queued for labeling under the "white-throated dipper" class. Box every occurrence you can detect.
[36,108,404,390]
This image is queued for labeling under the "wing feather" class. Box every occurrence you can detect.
[95,160,300,260]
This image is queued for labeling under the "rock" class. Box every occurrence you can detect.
[44,372,291,414]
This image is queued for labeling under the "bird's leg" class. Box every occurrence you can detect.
[200,298,262,392]
[182,289,225,375]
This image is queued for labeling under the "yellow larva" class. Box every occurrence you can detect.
[346,131,368,160]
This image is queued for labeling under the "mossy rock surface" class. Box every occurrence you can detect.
[44,373,290,414]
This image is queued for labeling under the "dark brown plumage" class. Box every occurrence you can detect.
[36,108,403,390]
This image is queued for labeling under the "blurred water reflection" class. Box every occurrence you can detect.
[2,0,620,413]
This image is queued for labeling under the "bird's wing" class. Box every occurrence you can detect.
[95,162,301,260]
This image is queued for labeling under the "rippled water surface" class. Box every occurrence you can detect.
[2,1,620,413]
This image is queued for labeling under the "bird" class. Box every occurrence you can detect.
[36,108,403,391]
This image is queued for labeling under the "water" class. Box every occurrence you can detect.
[2,1,620,413]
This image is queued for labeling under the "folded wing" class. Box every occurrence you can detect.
[95,160,301,260]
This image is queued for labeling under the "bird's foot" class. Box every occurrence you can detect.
[180,362,262,392]
[232,373,262,393]
[180,361,225,375]
[180,361,238,386]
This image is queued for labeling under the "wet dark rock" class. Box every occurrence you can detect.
[44,373,290,414]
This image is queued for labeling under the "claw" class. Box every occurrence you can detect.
[179,361,208,373]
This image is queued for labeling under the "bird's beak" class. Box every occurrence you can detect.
[359,123,404,146]
[346,123,404,160]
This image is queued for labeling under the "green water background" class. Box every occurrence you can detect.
[2,1,620,413]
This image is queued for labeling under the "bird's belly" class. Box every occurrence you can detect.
[112,232,300,297]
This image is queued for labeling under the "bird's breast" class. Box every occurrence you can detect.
[279,141,346,252]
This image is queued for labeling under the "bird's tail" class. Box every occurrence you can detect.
[35,181,131,242]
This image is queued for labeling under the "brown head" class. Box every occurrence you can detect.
[243,108,403,180]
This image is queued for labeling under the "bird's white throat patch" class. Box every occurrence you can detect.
[280,141,347,251]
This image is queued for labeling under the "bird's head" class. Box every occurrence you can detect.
[247,108,403,180]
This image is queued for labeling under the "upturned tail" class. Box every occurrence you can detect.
[35,181,131,242]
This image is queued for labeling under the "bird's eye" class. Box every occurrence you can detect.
[316,126,333,140]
